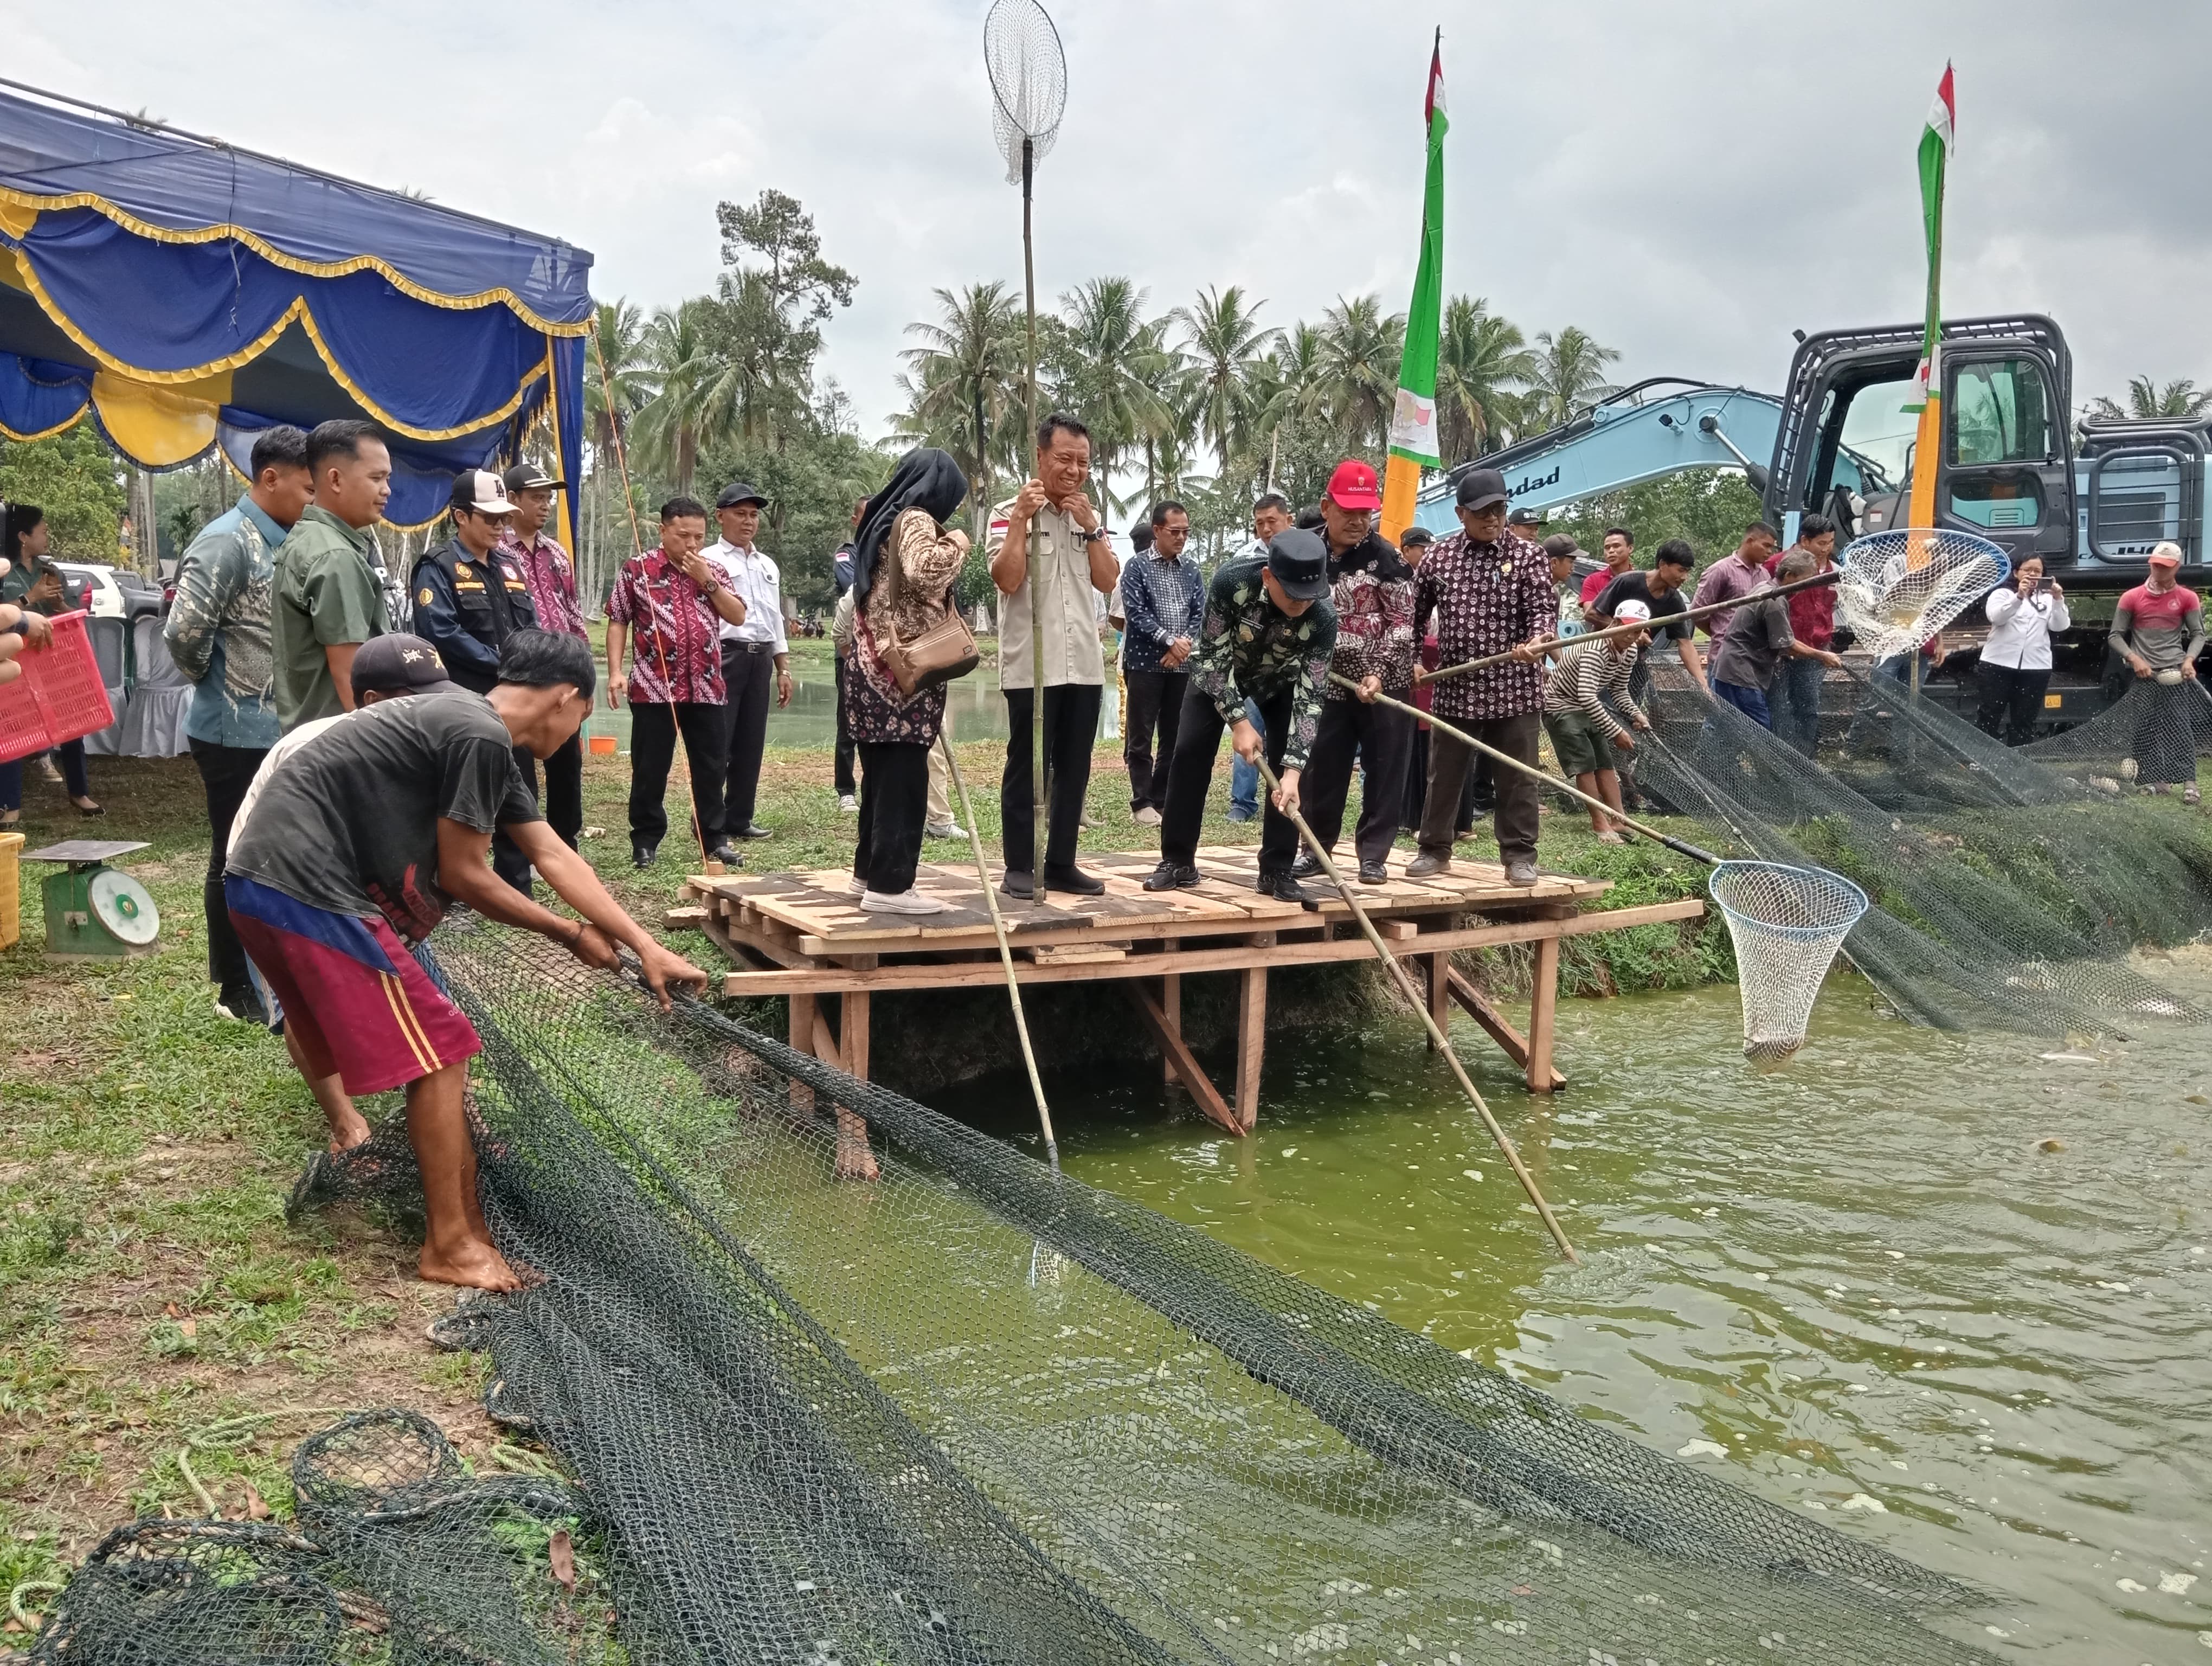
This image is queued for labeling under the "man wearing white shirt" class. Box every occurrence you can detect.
[704,480,793,840]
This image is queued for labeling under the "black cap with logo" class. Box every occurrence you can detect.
[503,462,563,493]
[349,633,453,701]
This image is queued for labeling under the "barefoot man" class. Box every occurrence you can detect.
[224,628,708,1289]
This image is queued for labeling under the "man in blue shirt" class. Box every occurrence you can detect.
[1119,499,1207,825]
[165,425,313,1022]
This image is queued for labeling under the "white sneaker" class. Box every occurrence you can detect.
[861,887,951,914]
[1133,805,1163,827]
[846,874,867,896]
[838,793,858,812]
[925,820,966,840]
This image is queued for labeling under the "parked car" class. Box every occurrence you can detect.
[56,561,163,620]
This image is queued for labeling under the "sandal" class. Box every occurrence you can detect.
[2188,784,2203,807]
[72,797,104,817]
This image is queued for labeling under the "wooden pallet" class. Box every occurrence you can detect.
[683,847,1703,1135]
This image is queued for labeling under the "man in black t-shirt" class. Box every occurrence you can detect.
[1585,540,1707,686]
[227,630,708,1292]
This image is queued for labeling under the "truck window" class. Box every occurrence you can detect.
[1950,359,2054,466]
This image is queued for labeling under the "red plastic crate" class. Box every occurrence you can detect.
[0,611,114,765]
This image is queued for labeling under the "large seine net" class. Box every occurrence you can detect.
[32,923,2004,1663]
[1707,861,1868,1060]
[983,0,1066,184]
[1832,529,2011,660]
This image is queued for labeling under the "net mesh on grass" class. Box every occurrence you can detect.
[1707,861,1869,1060]
[1633,662,2212,1036]
[1832,529,2011,660]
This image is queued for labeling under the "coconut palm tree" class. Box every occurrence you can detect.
[1171,285,1276,478]
[894,282,1027,529]
[582,299,655,587]
[1435,296,1537,463]
[1316,294,1406,458]
[1525,326,1622,430]
[1052,277,1175,515]
[631,298,717,495]
[2088,375,2212,422]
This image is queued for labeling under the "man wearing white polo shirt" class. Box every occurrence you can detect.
[703,480,793,841]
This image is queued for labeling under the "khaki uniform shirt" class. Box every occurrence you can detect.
[272,505,389,731]
[988,496,1105,691]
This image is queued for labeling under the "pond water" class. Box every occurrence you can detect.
[582,668,1015,753]
[962,966,2212,1663]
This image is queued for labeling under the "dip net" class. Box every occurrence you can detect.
[1832,529,2011,660]
[33,922,2002,1664]
[1706,861,1868,1060]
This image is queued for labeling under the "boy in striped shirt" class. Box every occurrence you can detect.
[1541,600,1653,843]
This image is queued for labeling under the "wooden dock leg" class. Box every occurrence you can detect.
[1234,966,1267,1132]
[1446,967,1566,1091]
[1526,936,1560,1095]
[788,992,816,1111]
[1426,951,1451,1051]
[842,991,871,1082]
[1162,939,1181,1086]
[1124,985,1239,1135]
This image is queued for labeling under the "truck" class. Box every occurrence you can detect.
[1415,313,2208,726]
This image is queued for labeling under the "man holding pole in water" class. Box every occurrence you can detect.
[1143,528,1337,904]
[1406,467,1553,885]
[989,413,1118,899]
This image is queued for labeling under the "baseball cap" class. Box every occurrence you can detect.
[2149,542,2183,568]
[1507,505,1544,528]
[1613,599,1654,625]
[1324,459,1381,511]
[1455,468,1509,511]
[1265,527,1330,602]
[449,469,515,516]
[350,633,452,701]
[716,480,768,510]
[502,462,563,494]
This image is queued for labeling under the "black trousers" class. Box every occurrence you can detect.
[543,729,583,848]
[1123,668,1188,812]
[628,700,728,850]
[1000,683,1102,874]
[832,654,858,796]
[491,745,539,894]
[1419,712,1541,863]
[719,641,776,832]
[187,737,266,994]
[1401,727,1429,830]
[1975,661,2049,747]
[1161,683,1299,875]
[853,741,931,895]
[1301,696,1416,866]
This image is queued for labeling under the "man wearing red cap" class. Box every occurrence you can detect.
[1407,467,1554,885]
[1292,460,1419,886]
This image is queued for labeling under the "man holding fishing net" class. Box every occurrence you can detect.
[2111,542,2207,801]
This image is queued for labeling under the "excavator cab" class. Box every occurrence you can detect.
[1763,315,2077,577]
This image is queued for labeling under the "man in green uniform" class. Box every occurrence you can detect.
[273,419,392,730]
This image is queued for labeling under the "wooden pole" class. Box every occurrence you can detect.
[1249,753,1578,1262]
[1021,135,1045,901]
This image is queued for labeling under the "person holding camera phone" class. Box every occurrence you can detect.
[1977,555,2069,746]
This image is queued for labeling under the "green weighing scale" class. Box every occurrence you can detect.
[24,840,161,959]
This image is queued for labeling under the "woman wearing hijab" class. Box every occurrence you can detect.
[844,449,973,915]
[0,503,99,827]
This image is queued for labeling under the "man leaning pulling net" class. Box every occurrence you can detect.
[1144,528,1338,904]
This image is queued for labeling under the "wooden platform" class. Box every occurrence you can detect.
[678,848,1704,1135]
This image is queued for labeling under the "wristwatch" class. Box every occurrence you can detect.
[1081,527,1108,542]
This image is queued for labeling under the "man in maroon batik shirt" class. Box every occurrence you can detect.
[499,463,590,848]
[605,496,748,868]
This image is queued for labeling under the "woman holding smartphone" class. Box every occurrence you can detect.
[1976,556,2068,745]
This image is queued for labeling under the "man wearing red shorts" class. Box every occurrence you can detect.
[226,627,707,1290]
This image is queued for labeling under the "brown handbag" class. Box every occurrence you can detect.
[874,517,979,699]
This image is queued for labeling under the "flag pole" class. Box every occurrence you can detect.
[1380,28,1446,546]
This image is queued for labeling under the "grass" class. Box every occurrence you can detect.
[0,721,1724,1641]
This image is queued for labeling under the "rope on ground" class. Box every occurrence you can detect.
[176,1405,368,1517]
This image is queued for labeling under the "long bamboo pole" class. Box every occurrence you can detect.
[1419,568,1842,689]
[1249,752,1578,1263]
[1335,675,1720,865]
[1021,134,1046,902]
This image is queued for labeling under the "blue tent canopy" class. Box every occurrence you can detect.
[0,80,591,538]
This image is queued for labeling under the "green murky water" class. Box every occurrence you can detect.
[968,964,2212,1663]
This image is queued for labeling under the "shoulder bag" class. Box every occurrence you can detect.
[876,514,979,699]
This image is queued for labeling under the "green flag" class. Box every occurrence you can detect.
[1903,62,1956,414]
[1381,34,1447,540]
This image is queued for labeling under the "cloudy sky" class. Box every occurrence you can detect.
[8,1,2207,434]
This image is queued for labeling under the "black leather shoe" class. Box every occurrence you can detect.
[632,841,660,869]
[1001,869,1036,900]
[1043,864,1105,896]
[1257,870,1318,909]
[1290,852,1322,879]
[706,842,743,866]
[1144,861,1200,891]
[1358,858,1388,885]
[732,823,774,841]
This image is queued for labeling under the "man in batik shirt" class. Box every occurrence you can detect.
[499,463,589,849]
[1407,467,1555,885]
[1143,528,1338,905]
[605,496,748,869]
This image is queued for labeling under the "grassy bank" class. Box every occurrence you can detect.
[0,735,1723,1633]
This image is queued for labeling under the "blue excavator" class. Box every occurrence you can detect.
[1414,313,2209,725]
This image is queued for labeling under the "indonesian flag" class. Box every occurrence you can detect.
[1380,34,1448,542]
[1903,63,1956,413]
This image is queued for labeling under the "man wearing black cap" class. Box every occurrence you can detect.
[1143,528,1339,903]
[1407,467,1554,885]
[1507,504,1545,540]
[703,482,792,841]
[410,470,542,892]
[499,463,587,850]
